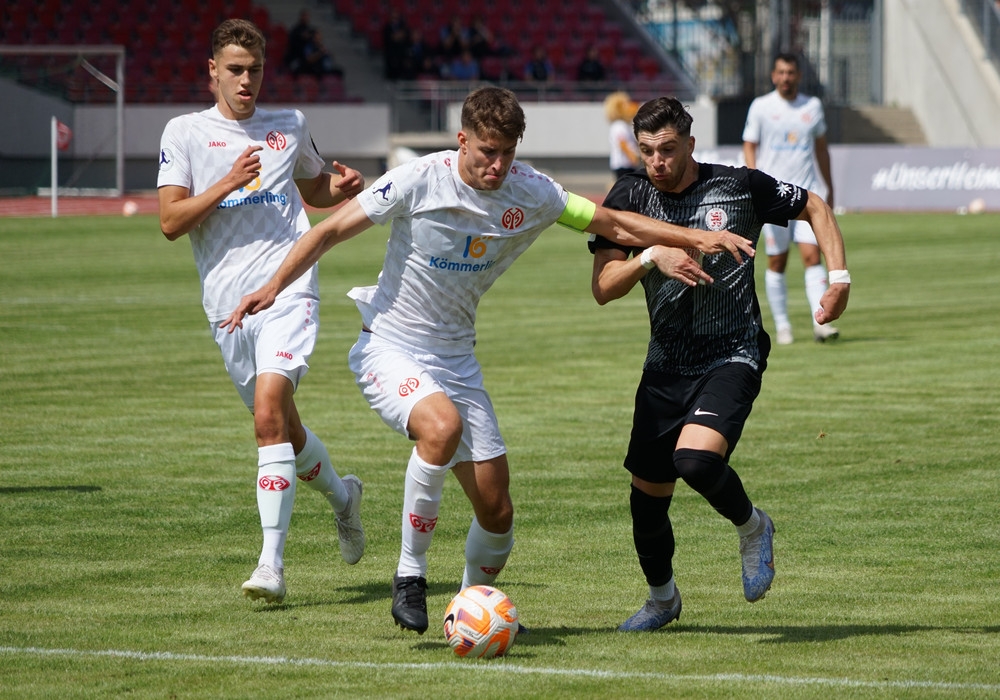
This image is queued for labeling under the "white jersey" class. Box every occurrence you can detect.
[157,105,324,321]
[350,151,569,356]
[742,90,827,197]
[608,118,638,171]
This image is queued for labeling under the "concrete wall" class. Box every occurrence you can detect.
[884,0,1000,146]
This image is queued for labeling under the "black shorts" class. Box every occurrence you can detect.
[623,362,762,483]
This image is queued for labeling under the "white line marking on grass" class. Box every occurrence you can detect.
[2,646,998,693]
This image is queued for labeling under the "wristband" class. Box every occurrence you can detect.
[828,269,851,285]
[640,248,656,270]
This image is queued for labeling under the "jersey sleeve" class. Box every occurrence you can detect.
[157,116,192,189]
[586,175,638,255]
[292,111,325,181]
[355,160,420,224]
[748,168,808,225]
[812,98,828,139]
[741,98,761,143]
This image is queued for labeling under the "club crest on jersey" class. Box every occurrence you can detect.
[398,377,420,397]
[372,180,397,206]
[501,207,524,230]
[705,207,728,231]
[266,130,287,151]
[159,148,173,171]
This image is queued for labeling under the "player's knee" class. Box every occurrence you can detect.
[673,448,728,497]
[477,495,513,533]
[253,405,289,446]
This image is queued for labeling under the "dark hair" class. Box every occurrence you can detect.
[461,87,526,142]
[632,97,693,139]
[212,19,266,59]
[773,52,800,70]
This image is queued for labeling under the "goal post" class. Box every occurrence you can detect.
[0,44,125,197]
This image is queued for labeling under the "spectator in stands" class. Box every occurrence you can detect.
[284,10,316,75]
[445,49,480,81]
[294,28,343,78]
[604,90,640,180]
[383,10,410,81]
[439,17,470,59]
[468,16,502,59]
[403,28,437,80]
[577,46,607,81]
[524,46,554,82]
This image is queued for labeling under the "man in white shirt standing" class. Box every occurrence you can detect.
[157,18,367,605]
[743,53,839,344]
[223,86,755,635]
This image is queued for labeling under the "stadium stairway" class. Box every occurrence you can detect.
[251,0,390,103]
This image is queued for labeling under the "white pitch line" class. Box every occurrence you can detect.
[2,646,999,693]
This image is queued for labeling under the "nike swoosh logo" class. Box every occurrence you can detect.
[693,408,719,416]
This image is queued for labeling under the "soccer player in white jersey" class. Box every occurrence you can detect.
[743,53,840,344]
[157,19,367,605]
[223,86,755,635]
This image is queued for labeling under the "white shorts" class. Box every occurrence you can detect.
[762,219,818,256]
[348,330,506,464]
[212,293,318,412]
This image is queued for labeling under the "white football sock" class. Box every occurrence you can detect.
[765,269,791,331]
[736,507,761,537]
[462,517,514,589]
[650,576,676,602]
[397,447,449,578]
[804,264,829,327]
[295,425,349,512]
[257,443,297,570]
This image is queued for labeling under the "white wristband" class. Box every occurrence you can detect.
[828,269,851,285]
[640,248,656,270]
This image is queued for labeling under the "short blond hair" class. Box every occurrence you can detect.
[603,91,638,122]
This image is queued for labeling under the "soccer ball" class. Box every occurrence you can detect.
[443,585,518,659]
[121,200,139,217]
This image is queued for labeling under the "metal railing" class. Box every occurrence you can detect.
[387,78,696,133]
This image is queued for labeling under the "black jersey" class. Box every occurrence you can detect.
[590,162,807,375]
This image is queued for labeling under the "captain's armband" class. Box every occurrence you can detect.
[557,192,598,233]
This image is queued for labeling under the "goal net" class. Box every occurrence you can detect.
[0,44,124,197]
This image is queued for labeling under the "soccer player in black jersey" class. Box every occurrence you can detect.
[590,96,850,631]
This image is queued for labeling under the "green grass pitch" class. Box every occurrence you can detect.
[1,210,998,698]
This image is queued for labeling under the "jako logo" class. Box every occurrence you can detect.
[398,377,420,396]
[480,565,503,575]
[259,475,291,491]
[409,513,438,533]
[298,462,321,481]
[275,350,293,360]
[463,236,487,258]
[501,207,524,230]
[208,140,226,148]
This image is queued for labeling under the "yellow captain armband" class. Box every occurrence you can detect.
[557,192,598,233]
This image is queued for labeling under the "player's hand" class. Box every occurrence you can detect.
[696,231,755,263]
[646,246,713,287]
[229,145,263,190]
[220,286,278,333]
[815,283,849,325]
[332,161,365,199]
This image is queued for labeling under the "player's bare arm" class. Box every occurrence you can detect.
[159,145,263,240]
[221,197,375,331]
[798,190,850,323]
[590,207,754,263]
[814,135,834,207]
[592,245,707,305]
[742,141,758,169]
[296,161,365,208]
